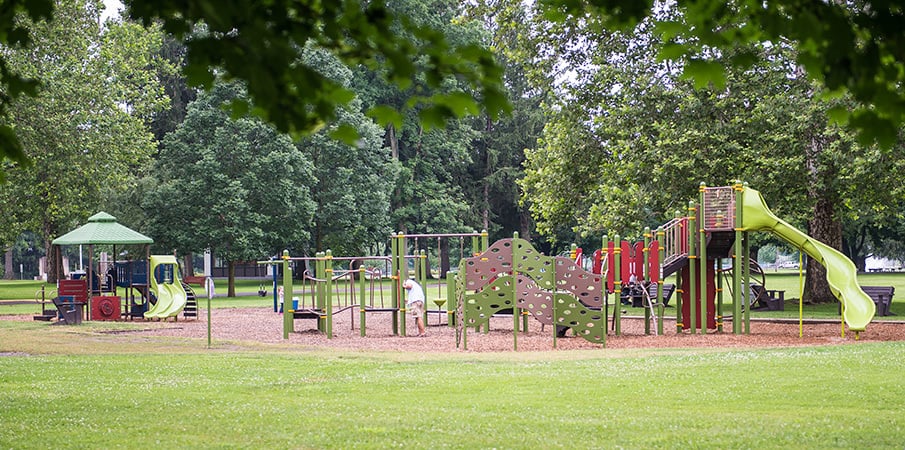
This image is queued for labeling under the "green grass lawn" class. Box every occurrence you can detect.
[0,320,903,448]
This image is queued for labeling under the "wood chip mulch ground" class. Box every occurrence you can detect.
[115,307,905,352]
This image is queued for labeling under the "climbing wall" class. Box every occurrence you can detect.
[555,256,603,308]
[552,292,605,343]
[463,275,516,330]
[458,236,605,345]
[463,239,513,291]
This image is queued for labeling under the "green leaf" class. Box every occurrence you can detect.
[657,43,687,61]
[366,105,404,130]
[436,92,480,117]
[329,124,360,146]
[682,59,727,90]
[826,106,850,126]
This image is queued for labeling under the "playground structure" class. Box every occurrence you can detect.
[41,212,196,323]
[264,231,488,339]
[454,182,876,349]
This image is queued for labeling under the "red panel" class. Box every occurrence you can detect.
[620,241,632,284]
[632,241,644,280]
[680,260,716,330]
[648,241,660,283]
[58,279,88,303]
[91,296,120,321]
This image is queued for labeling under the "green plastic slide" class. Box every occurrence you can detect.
[145,255,187,319]
[740,187,875,331]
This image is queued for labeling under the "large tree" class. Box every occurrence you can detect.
[296,45,398,256]
[520,8,901,302]
[144,82,317,296]
[0,0,167,282]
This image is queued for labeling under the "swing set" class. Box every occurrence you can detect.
[259,231,489,339]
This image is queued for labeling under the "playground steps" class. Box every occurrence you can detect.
[661,256,687,279]
[181,282,198,320]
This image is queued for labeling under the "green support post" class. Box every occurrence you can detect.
[481,229,489,253]
[688,201,697,334]
[398,233,407,337]
[613,234,621,336]
[325,250,333,339]
[643,227,651,335]
[512,232,519,351]
[602,234,609,343]
[699,184,708,335]
[419,250,428,327]
[743,231,751,334]
[674,210,683,334]
[390,233,400,335]
[359,266,366,337]
[471,234,479,257]
[657,228,665,336]
[733,181,744,334]
[282,250,293,339]
[315,252,325,332]
[447,270,456,328]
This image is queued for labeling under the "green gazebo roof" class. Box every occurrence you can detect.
[52,212,154,245]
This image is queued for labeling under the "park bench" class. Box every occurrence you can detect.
[647,283,676,307]
[860,286,895,316]
[183,276,206,286]
[751,285,785,311]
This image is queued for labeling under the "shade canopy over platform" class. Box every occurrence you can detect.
[52,212,153,246]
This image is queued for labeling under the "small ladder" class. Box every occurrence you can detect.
[181,282,198,320]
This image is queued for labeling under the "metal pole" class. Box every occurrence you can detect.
[733,181,744,334]
[391,233,400,335]
[359,266,366,337]
[699,184,708,335]
[688,201,697,334]
[512,232,519,351]
[643,227,651,335]
[657,228,665,336]
[206,276,214,348]
[613,234,621,336]
[282,250,293,339]
[325,250,333,339]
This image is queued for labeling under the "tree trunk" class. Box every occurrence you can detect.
[386,125,398,160]
[519,207,532,242]
[227,260,236,297]
[183,253,194,278]
[3,248,13,280]
[350,259,361,281]
[45,240,60,284]
[803,130,840,304]
[843,225,869,272]
[439,237,450,279]
[804,196,841,303]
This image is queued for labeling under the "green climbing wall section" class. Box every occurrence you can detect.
[458,237,605,345]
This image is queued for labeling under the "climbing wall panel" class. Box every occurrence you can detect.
[517,274,554,325]
[512,238,554,290]
[554,293,605,343]
[464,239,513,292]
[463,275,515,329]
[555,256,603,308]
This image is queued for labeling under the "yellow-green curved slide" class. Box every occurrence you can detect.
[145,255,187,319]
[741,187,875,331]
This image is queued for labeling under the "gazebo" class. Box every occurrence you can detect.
[52,212,153,319]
